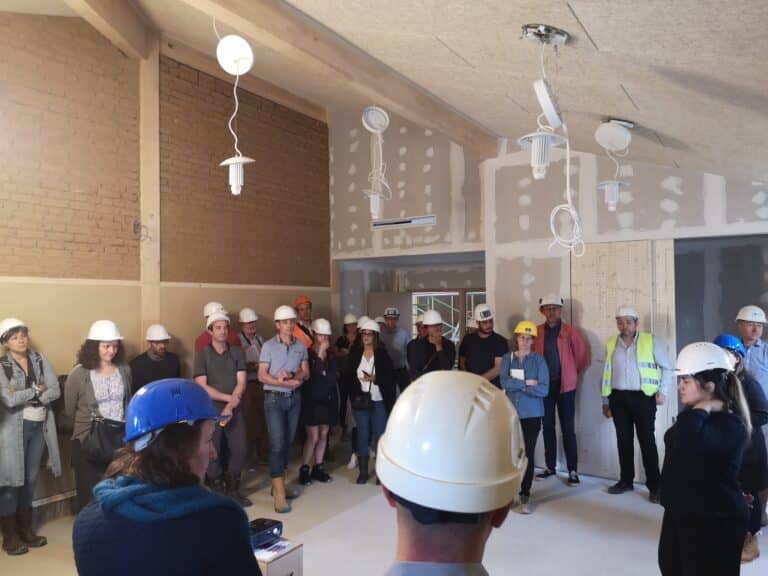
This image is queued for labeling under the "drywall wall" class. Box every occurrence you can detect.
[328,108,484,259]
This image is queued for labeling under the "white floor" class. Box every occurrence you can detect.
[1,455,766,575]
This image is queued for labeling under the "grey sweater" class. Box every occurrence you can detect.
[64,364,132,442]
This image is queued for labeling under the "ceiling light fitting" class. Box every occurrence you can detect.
[213,19,255,196]
[595,119,634,212]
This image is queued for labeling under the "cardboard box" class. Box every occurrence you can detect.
[254,538,303,576]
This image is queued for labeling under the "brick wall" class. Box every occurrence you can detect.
[160,56,330,286]
[0,14,140,279]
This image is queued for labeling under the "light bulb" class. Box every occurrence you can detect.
[518,131,565,181]
[220,155,254,196]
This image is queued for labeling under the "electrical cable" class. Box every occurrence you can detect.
[548,123,585,256]
[228,73,242,157]
[213,16,222,40]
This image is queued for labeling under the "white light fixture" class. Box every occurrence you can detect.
[597,180,628,212]
[595,119,633,213]
[361,106,392,220]
[517,131,566,180]
[213,26,255,196]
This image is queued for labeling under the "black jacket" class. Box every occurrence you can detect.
[408,336,456,378]
[660,409,749,520]
[345,345,396,412]
[739,371,768,492]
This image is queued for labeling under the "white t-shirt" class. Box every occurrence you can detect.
[357,354,382,402]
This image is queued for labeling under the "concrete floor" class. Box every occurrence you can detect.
[1,449,766,575]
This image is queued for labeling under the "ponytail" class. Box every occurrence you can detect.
[727,372,752,439]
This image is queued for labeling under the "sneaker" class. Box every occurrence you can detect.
[535,468,556,480]
[649,490,661,504]
[346,453,358,470]
[311,464,332,483]
[567,471,580,485]
[517,494,533,515]
[607,481,634,494]
[299,465,312,486]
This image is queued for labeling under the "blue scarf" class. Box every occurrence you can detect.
[93,476,248,531]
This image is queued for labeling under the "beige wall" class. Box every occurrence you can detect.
[0,14,140,280]
[328,108,485,259]
[160,57,330,285]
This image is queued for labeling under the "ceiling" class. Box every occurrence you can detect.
[4,0,768,180]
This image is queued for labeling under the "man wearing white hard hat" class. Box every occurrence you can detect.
[129,324,180,395]
[601,305,674,502]
[736,306,768,526]
[376,371,526,575]
[193,312,250,507]
[380,307,412,393]
[237,308,269,466]
[334,313,359,439]
[534,294,587,485]
[459,304,508,389]
[194,301,241,353]
[258,305,309,513]
[409,310,456,378]
[406,315,428,380]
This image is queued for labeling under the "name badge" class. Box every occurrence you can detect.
[510,368,525,380]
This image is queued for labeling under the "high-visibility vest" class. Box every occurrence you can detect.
[602,332,661,397]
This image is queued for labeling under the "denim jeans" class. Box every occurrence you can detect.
[264,391,302,478]
[542,384,578,472]
[0,420,47,515]
[353,401,388,458]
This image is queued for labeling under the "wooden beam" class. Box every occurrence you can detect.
[161,37,326,123]
[177,0,497,157]
[63,0,151,59]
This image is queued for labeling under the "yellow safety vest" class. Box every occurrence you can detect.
[602,332,661,397]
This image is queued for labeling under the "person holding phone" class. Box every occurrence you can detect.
[346,319,396,485]
[500,321,549,515]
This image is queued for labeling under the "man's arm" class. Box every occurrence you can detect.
[480,357,503,382]
[194,374,233,403]
[652,336,675,404]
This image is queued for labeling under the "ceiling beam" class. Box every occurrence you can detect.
[161,37,326,122]
[62,0,151,59]
[177,0,498,157]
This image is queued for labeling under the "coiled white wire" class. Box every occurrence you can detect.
[547,122,585,256]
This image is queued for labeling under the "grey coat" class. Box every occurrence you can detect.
[64,364,132,443]
[0,351,62,487]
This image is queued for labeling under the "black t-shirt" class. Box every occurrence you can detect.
[129,351,181,395]
[458,332,509,387]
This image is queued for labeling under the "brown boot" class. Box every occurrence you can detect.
[271,477,291,514]
[741,532,760,563]
[1,515,28,555]
[16,509,46,548]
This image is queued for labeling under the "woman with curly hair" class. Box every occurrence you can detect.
[65,320,132,512]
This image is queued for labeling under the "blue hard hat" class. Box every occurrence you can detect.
[124,378,223,443]
[713,333,746,358]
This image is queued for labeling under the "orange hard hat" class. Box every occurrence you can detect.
[295,295,312,308]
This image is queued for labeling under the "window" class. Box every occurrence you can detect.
[412,289,487,343]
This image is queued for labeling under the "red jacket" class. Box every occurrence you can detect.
[534,321,587,393]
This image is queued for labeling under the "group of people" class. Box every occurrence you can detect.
[1,295,767,575]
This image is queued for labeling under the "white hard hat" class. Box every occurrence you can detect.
[203,301,226,317]
[375,316,386,324]
[145,324,170,341]
[206,312,230,329]
[376,371,526,514]
[384,307,400,318]
[343,313,358,325]
[615,305,639,319]
[676,342,733,375]
[87,320,123,341]
[357,315,372,329]
[415,315,424,324]
[539,294,564,308]
[473,303,494,322]
[0,318,27,342]
[311,318,332,335]
[422,309,442,326]
[239,307,259,323]
[360,319,380,333]
[274,305,297,322]
[467,319,478,329]
[736,305,767,324]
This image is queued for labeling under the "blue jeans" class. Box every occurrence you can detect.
[0,420,47,515]
[354,401,388,458]
[264,391,302,478]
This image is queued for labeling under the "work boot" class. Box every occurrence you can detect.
[311,463,332,483]
[299,465,312,486]
[741,533,760,563]
[16,509,46,548]
[226,474,253,508]
[607,481,634,494]
[1,515,28,556]
[271,477,292,514]
[270,475,300,499]
[356,456,370,484]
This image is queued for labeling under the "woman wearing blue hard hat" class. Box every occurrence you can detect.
[713,334,768,563]
[72,378,261,576]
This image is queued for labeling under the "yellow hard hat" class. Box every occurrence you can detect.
[513,320,538,337]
